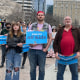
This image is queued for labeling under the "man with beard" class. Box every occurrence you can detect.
[28,11,52,80]
[53,16,80,80]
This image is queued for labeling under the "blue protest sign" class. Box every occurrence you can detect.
[0,35,7,44]
[0,35,30,52]
[58,53,78,65]
[22,44,29,53]
[0,19,1,22]
[26,31,47,44]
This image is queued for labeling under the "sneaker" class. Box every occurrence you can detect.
[46,54,50,58]
[54,67,58,72]
[21,66,24,69]
[0,64,4,68]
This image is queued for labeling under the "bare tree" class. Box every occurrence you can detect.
[45,13,64,27]
[7,4,25,22]
[25,10,37,24]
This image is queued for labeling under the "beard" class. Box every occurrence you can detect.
[37,18,44,22]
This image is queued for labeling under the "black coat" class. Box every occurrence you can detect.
[7,34,25,53]
[53,26,80,54]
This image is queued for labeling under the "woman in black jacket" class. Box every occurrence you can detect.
[5,22,25,80]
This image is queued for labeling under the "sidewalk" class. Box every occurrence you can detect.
[45,64,80,80]
[0,49,55,80]
[0,50,80,80]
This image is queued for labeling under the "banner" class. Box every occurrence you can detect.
[22,44,29,53]
[58,53,78,65]
[0,35,30,53]
[0,19,1,22]
[0,35,7,44]
[26,31,47,44]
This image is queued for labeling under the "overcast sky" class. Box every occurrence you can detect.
[46,0,80,5]
[46,0,53,5]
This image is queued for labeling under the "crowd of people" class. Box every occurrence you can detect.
[0,11,80,80]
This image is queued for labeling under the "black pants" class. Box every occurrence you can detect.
[22,52,27,66]
[1,45,6,65]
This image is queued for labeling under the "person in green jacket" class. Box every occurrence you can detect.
[0,23,11,68]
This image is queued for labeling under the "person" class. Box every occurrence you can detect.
[57,24,62,31]
[26,21,31,31]
[5,22,25,80]
[21,24,28,69]
[20,21,26,32]
[53,16,80,80]
[0,23,11,68]
[28,11,52,80]
[78,57,80,72]
[1,19,6,29]
[78,27,80,72]
[46,26,57,58]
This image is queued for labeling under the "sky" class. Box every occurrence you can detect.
[46,0,80,5]
[46,0,53,5]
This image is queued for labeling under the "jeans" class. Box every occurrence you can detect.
[5,49,22,80]
[1,45,6,65]
[57,63,78,80]
[28,49,46,80]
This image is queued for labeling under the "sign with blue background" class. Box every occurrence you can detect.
[0,35,29,53]
[0,35,7,44]
[22,44,29,53]
[0,19,1,22]
[26,31,47,44]
[58,53,78,65]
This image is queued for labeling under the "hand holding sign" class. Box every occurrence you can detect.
[43,48,47,52]
[75,52,80,58]
[4,34,8,36]
[6,45,8,48]
[17,43,23,47]
[30,44,37,47]
[22,44,29,53]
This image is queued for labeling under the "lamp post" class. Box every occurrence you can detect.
[38,0,40,11]
[54,1,57,16]
[60,1,63,24]
[22,0,24,21]
[66,2,68,16]
[22,0,24,12]
[61,3,63,17]
[75,1,78,26]
[71,4,73,19]
[43,0,46,13]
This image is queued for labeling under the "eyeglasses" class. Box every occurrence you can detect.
[65,19,71,20]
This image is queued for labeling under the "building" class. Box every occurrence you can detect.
[33,0,46,12]
[12,0,33,17]
[46,5,53,14]
[53,0,80,26]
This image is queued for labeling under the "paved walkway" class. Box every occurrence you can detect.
[0,49,55,80]
[45,64,80,80]
[0,49,80,80]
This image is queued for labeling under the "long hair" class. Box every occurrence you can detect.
[9,22,22,38]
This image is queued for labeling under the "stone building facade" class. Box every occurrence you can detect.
[53,0,80,26]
